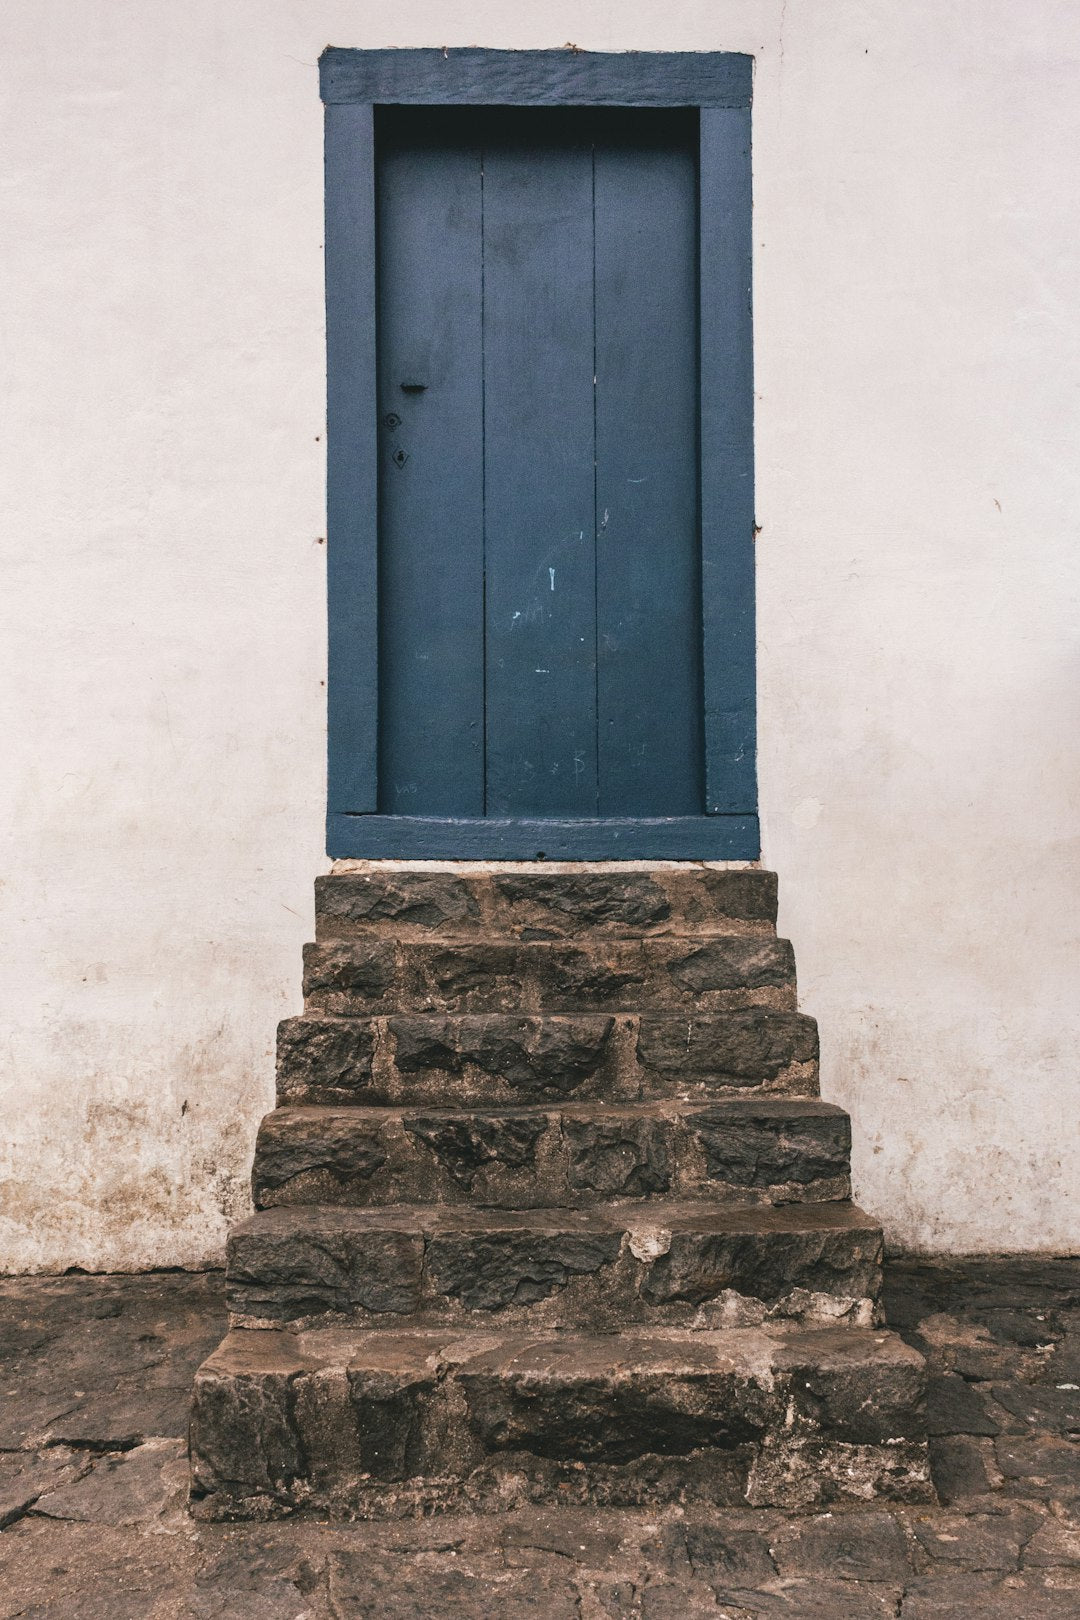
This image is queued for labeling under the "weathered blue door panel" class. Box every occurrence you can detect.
[482,114,599,816]
[376,107,704,827]
[594,116,701,815]
[376,114,485,815]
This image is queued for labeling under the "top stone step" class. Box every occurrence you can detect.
[316,865,778,941]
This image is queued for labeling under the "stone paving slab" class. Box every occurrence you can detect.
[0,1259,1078,1616]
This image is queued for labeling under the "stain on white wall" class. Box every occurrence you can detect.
[0,1,1077,1268]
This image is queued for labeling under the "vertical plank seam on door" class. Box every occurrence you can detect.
[480,141,488,815]
[590,137,600,816]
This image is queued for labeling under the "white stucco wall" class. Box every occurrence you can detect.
[1,0,1077,1270]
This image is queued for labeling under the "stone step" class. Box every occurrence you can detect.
[252,1100,851,1211]
[226,1200,883,1332]
[302,935,796,1016]
[277,1008,820,1106]
[315,864,778,941]
[189,1321,931,1519]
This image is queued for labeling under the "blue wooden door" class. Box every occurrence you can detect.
[376,108,703,826]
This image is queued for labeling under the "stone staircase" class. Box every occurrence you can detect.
[189,865,932,1518]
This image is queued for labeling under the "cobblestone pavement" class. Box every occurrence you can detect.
[0,1259,1077,1617]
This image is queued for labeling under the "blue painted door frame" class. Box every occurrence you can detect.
[322,48,757,860]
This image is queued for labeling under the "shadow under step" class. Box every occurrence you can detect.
[226,1199,883,1332]
[253,1099,851,1211]
[189,1320,931,1520]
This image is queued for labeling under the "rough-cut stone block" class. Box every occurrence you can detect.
[344,1363,441,1482]
[315,865,779,940]
[1023,1510,1080,1566]
[662,938,794,996]
[493,871,678,935]
[389,1013,617,1096]
[639,1212,882,1312]
[458,1338,772,1463]
[746,1437,933,1511]
[637,1008,818,1084]
[252,1100,850,1211]
[562,1113,674,1196]
[254,1109,388,1197]
[771,1325,929,1444]
[189,1333,306,1498]
[303,941,397,1007]
[684,1100,849,1188]
[189,1322,931,1520]
[276,1015,377,1104]
[402,1111,548,1187]
[227,1212,424,1325]
[427,1228,624,1311]
[302,937,797,1016]
[316,871,482,937]
[226,1201,883,1330]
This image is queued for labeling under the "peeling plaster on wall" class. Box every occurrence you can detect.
[1,0,1078,1268]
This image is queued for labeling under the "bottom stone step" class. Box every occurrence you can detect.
[189,1323,932,1519]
